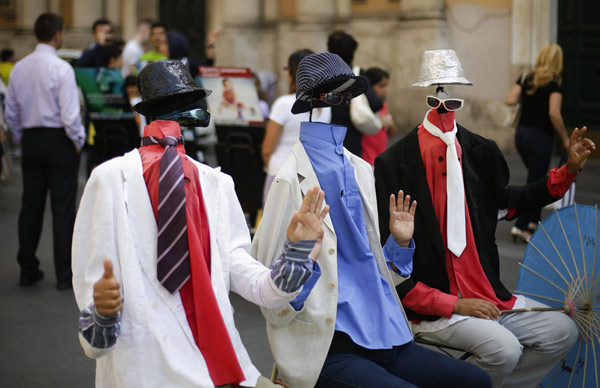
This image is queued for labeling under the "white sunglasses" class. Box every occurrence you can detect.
[426,96,464,111]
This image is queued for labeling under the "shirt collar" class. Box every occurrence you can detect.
[423,109,457,138]
[299,121,347,147]
[35,43,57,55]
[143,120,182,138]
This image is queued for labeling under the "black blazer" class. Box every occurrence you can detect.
[374,124,555,321]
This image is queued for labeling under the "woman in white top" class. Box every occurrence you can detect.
[261,49,331,205]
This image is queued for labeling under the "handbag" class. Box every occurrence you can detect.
[506,72,529,127]
[349,66,382,135]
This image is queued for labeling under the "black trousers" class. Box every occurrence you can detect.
[18,128,79,283]
[514,124,554,230]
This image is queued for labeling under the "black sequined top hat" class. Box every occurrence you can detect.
[134,60,211,117]
[291,52,368,114]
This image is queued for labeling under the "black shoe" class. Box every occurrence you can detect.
[56,281,73,291]
[19,269,44,286]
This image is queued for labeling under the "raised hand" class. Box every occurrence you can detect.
[454,298,500,320]
[93,259,123,317]
[566,126,596,174]
[286,186,330,260]
[389,190,417,247]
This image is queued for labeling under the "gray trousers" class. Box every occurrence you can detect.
[416,298,578,388]
[219,375,279,388]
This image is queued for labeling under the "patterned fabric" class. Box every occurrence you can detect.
[141,135,190,294]
[79,304,121,349]
[291,52,367,114]
[270,239,316,292]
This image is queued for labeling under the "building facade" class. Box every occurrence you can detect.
[1,0,596,151]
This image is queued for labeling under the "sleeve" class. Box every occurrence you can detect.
[222,173,302,308]
[72,166,124,359]
[4,71,22,143]
[488,141,557,220]
[79,303,121,350]
[74,49,94,67]
[251,174,312,327]
[58,65,85,148]
[547,164,578,198]
[268,96,290,126]
[289,261,321,311]
[121,45,139,73]
[269,238,317,293]
[383,235,414,277]
[548,79,562,94]
[402,282,458,318]
[374,146,420,296]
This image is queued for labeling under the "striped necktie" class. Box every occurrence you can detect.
[141,135,190,293]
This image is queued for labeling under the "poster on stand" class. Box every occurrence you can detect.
[198,66,264,126]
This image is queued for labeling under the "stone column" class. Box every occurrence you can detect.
[511,0,555,69]
[16,0,48,29]
[381,0,447,134]
[72,0,102,30]
[216,0,264,68]
[121,0,138,41]
[106,0,121,30]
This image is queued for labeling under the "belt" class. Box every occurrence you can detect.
[23,127,64,132]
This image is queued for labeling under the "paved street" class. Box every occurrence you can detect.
[1,148,599,387]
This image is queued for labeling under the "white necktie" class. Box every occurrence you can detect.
[423,111,466,257]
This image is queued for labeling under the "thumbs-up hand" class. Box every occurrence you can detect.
[93,259,123,317]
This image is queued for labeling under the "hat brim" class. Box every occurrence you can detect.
[412,76,473,88]
[134,88,211,117]
[291,74,368,114]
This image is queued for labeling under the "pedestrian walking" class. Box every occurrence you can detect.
[5,13,86,290]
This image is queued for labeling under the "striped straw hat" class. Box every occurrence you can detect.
[291,52,368,114]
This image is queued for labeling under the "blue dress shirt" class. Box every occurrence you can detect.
[297,121,412,350]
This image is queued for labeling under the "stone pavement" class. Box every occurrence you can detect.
[0,149,598,387]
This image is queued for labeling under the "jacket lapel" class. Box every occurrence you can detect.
[197,165,222,283]
[458,126,482,239]
[122,150,160,281]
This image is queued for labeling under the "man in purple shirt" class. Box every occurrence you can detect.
[5,13,85,290]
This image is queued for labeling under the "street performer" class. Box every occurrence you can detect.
[72,60,329,388]
[374,49,595,388]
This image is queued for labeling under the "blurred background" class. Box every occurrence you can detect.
[0,1,599,386]
[0,0,598,151]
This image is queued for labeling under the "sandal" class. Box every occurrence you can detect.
[511,226,532,243]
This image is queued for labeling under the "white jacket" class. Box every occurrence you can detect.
[251,141,409,388]
[72,149,297,388]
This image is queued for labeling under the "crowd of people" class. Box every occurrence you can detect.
[0,10,597,388]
